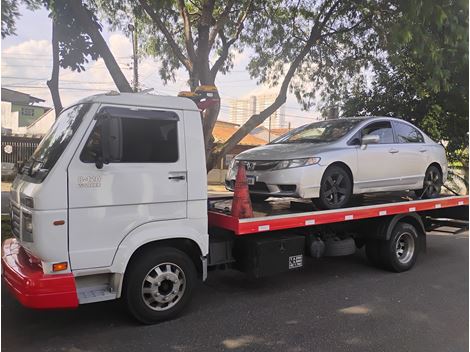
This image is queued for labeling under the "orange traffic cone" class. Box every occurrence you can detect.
[231,162,254,218]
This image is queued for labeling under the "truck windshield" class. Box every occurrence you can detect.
[19,103,91,182]
[271,119,365,144]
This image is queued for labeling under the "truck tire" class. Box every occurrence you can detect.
[365,240,383,268]
[124,247,196,324]
[379,222,419,272]
[323,237,356,256]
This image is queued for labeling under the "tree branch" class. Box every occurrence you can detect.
[208,0,235,49]
[139,0,193,72]
[47,19,63,115]
[70,1,132,93]
[178,0,196,62]
[209,25,323,169]
[209,0,253,80]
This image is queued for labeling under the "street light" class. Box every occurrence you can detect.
[128,23,138,92]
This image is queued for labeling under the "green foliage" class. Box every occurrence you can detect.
[341,0,468,164]
[50,0,101,72]
[1,0,41,38]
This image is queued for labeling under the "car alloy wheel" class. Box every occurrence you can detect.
[423,167,442,198]
[314,165,352,210]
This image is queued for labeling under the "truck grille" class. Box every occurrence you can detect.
[11,203,21,239]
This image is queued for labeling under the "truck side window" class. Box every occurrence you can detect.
[120,117,178,163]
[81,112,179,163]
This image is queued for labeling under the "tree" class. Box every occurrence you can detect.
[99,0,390,171]
[340,0,468,174]
[1,0,40,38]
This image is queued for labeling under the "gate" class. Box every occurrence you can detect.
[1,135,42,165]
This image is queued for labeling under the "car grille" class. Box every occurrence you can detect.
[241,160,279,171]
[11,203,21,239]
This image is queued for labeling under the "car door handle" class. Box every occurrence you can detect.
[168,175,186,181]
[389,148,399,154]
[419,148,427,153]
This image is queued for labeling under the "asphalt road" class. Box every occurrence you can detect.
[2,228,468,352]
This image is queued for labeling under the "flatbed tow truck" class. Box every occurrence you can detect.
[2,90,468,324]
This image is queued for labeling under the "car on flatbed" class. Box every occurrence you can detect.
[225,117,447,209]
[2,91,467,324]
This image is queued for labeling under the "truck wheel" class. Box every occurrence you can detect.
[365,240,383,268]
[380,222,419,272]
[124,247,196,324]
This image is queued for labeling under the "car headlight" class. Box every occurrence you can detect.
[272,157,321,170]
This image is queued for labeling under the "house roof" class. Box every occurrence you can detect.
[1,88,45,105]
[270,128,290,136]
[212,121,266,146]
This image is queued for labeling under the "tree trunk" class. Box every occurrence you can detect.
[47,19,63,117]
[70,1,132,93]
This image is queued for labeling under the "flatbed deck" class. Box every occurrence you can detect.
[208,193,469,235]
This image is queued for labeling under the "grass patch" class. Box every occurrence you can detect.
[2,215,12,242]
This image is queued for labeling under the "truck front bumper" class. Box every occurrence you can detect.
[2,238,79,309]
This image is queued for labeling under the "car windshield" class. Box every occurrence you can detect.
[272,119,365,144]
[19,103,91,182]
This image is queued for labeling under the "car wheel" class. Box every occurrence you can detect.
[415,165,442,199]
[250,194,269,202]
[124,247,196,324]
[379,222,419,272]
[313,165,352,210]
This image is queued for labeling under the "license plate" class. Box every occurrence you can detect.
[246,176,256,185]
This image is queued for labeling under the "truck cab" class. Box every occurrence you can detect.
[5,92,209,322]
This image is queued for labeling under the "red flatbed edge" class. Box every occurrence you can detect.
[208,195,469,235]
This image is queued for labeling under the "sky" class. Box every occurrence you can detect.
[1,4,322,128]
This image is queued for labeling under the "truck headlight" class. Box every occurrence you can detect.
[272,157,321,170]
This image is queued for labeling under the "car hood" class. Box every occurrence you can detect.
[236,142,334,161]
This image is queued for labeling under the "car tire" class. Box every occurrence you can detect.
[250,194,269,202]
[313,165,353,210]
[415,165,442,199]
[124,247,196,324]
[379,222,419,272]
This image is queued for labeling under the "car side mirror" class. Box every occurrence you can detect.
[362,134,380,145]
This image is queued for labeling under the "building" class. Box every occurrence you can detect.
[208,120,266,184]
[229,94,286,130]
[1,88,52,135]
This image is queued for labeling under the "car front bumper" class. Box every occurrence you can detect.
[2,238,79,309]
[225,164,326,199]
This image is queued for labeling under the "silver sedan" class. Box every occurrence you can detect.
[225,117,447,209]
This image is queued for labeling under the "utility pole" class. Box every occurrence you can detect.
[128,23,138,92]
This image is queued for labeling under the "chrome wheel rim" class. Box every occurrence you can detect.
[424,169,441,196]
[323,172,348,206]
[141,262,186,311]
[395,232,415,264]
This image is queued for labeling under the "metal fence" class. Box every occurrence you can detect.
[1,135,42,165]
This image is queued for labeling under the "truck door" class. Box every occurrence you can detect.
[67,105,188,269]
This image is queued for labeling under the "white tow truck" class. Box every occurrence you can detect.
[2,91,468,324]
